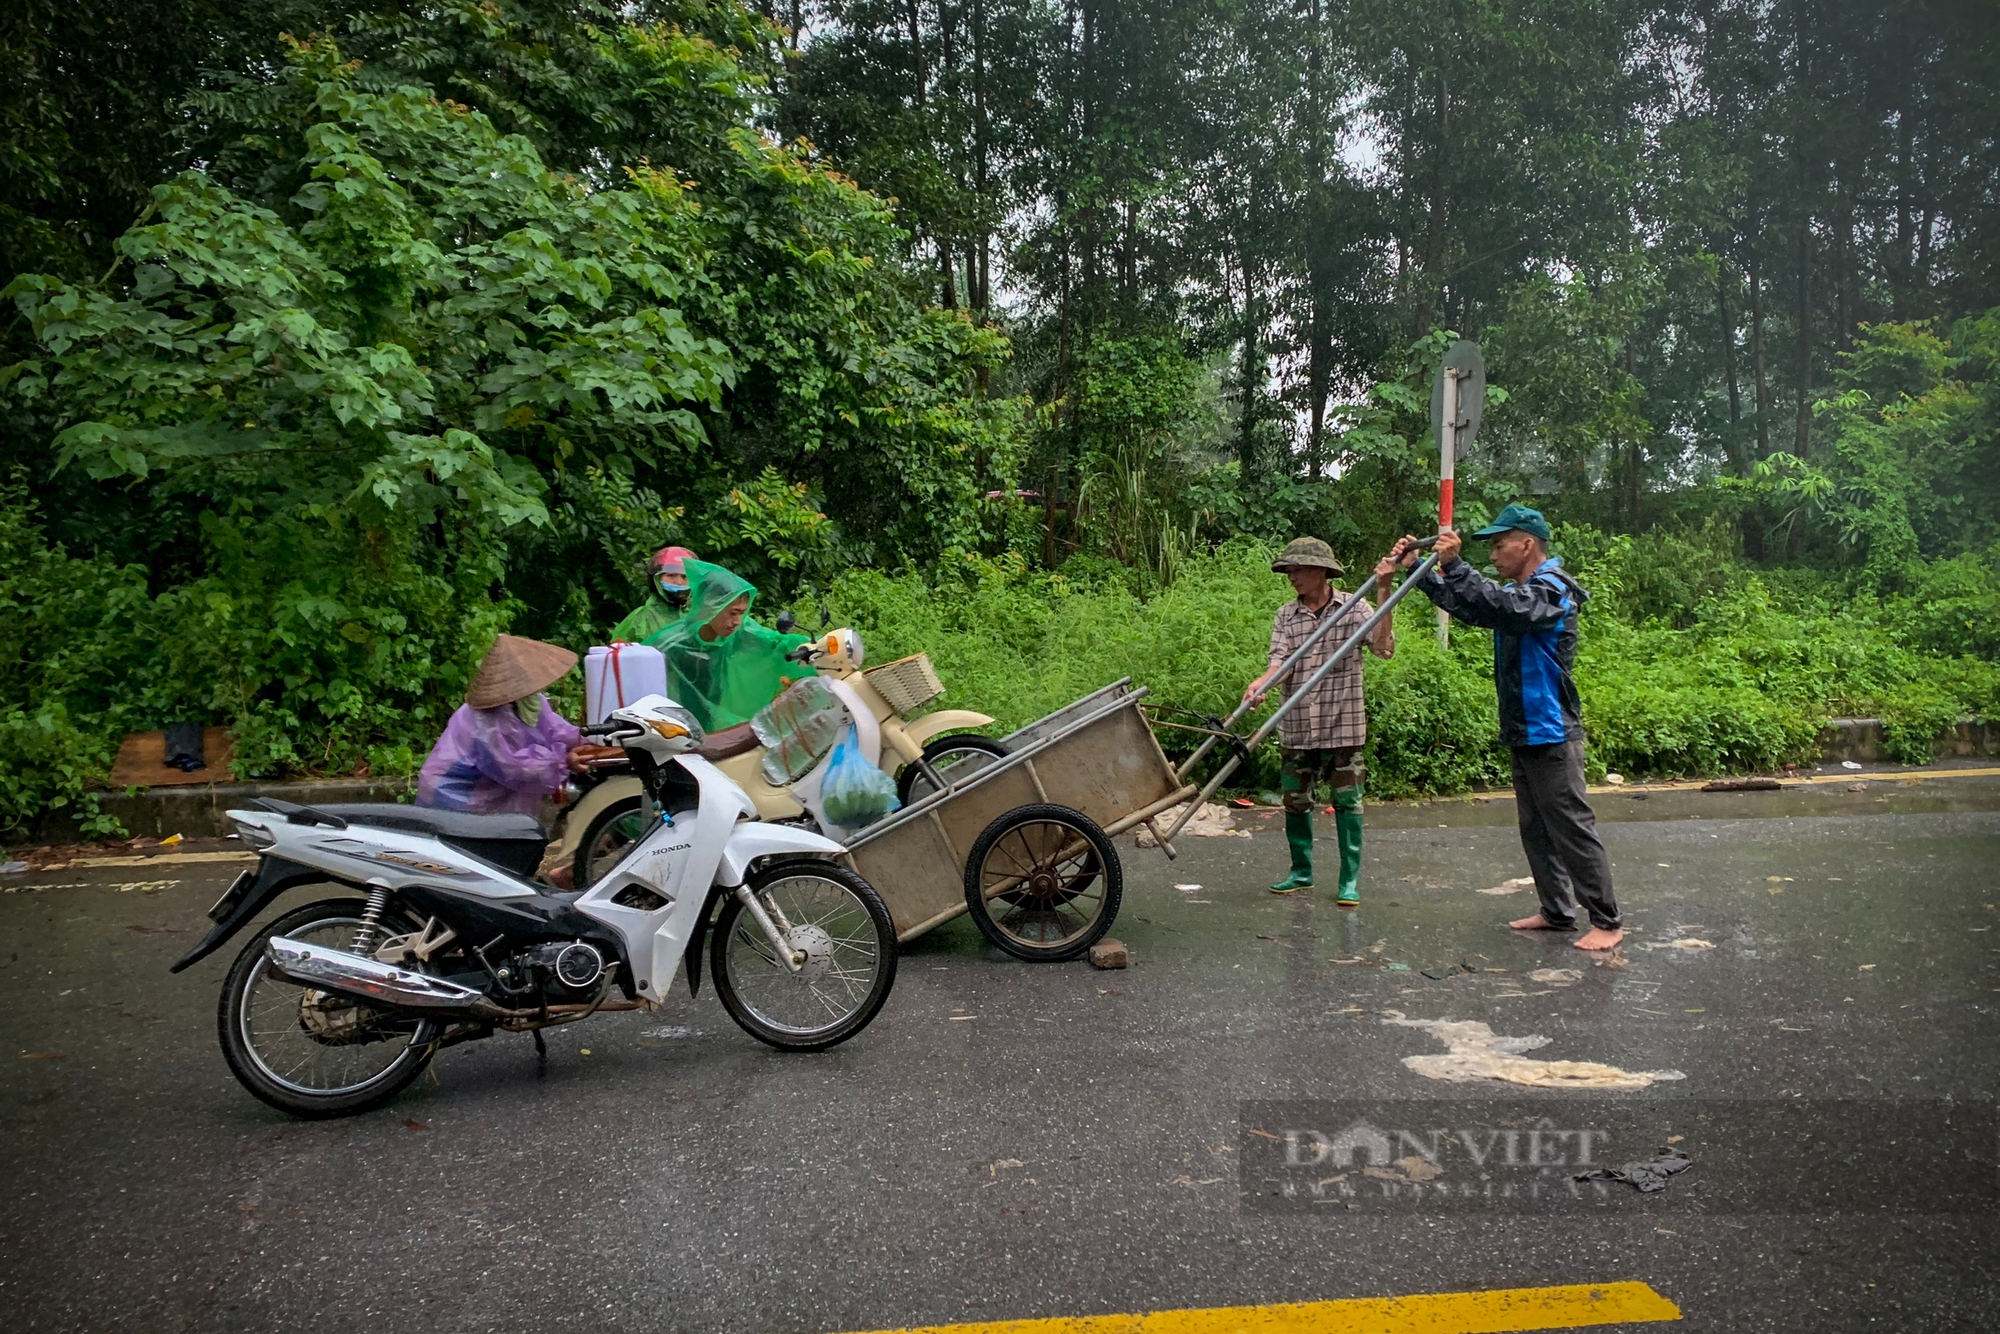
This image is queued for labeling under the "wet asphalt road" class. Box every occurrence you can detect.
[3,772,1998,1333]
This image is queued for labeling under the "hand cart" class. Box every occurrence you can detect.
[836,680,1195,961]
[831,542,1444,962]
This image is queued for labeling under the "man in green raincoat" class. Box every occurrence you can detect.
[609,546,697,644]
[645,559,816,732]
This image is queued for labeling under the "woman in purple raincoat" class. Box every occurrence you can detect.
[418,635,616,815]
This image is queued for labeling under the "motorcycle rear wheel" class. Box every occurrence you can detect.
[218,897,439,1119]
[712,863,897,1051]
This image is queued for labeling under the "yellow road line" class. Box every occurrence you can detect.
[850,1284,1681,1334]
[43,850,257,870]
[1791,765,2000,785]
[1584,768,2000,800]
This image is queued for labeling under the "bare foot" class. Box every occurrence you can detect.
[1574,927,1625,951]
[1508,913,1571,931]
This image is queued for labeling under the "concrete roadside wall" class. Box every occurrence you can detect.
[33,778,415,844]
[1816,717,1996,764]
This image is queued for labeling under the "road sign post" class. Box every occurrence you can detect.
[1438,367,1457,646]
[1429,340,1485,648]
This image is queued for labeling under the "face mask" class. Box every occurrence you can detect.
[513,694,543,726]
[656,573,689,599]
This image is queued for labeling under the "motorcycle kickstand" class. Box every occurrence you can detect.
[533,1026,547,1072]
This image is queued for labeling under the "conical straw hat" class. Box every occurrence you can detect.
[465,634,579,709]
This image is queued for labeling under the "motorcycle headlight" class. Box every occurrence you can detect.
[233,817,276,851]
[845,629,865,668]
[646,703,704,745]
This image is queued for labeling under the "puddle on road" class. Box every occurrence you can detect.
[1382,1014,1686,1090]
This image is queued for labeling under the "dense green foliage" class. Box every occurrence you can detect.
[2,0,1996,834]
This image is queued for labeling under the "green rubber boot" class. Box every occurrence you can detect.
[1270,811,1314,893]
[1333,786,1364,905]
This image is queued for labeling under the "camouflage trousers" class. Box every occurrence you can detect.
[1280,746,1365,814]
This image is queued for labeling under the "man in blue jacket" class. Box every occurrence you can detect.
[1382,504,1623,950]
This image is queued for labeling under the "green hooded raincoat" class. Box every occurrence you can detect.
[644,560,813,732]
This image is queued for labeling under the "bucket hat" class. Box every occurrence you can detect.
[1272,536,1345,575]
[465,634,579,709]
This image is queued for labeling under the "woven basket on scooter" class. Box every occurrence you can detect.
[863,652,945,715]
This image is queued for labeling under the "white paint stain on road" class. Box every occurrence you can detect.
[1382,1014,1686,1090]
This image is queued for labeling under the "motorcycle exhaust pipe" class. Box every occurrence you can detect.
[266,935,508,1020]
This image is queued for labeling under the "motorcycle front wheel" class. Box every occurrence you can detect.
[711,863,897,1052]
[218,897,439,1119]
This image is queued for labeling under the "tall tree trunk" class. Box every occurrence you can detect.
[1120,198,1137,301]
[1304,0,1331,481]
[1750,247,1768,456]
[1794,211,1812,456]
[1079,0,1101,296]
[1718,256,1743,470]
[1238,245,1260,481]
[1915,200,1935,286]
[1837,194,1855,351]
[1893,102,1915,320]
[1625,340,1643,530]
[904,0,927,106]
[972,0,990,319]
[1414,67,1450,336]
[1791,0,1814,460]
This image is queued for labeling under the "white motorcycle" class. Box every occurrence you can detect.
[170,696,898,1119]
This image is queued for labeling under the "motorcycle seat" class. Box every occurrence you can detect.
[312,804,547,878]
[695,721,760,761]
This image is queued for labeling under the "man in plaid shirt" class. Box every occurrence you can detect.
[1242,537,1396,901]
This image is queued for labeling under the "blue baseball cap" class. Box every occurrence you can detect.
[1470,503,1552,543]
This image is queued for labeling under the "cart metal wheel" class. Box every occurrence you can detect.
[963,803,1122,962]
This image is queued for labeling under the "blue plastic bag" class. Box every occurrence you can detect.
[818,724,901,829]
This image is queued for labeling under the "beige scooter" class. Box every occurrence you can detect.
[556,629,1000,886]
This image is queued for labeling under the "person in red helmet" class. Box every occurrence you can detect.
[609,545,697,644]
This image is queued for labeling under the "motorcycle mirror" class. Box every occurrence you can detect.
[817,602,831,631]
[774,609,797,633]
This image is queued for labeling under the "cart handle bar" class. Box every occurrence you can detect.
[1172,535,1440,782]
[1156,548,1444,846]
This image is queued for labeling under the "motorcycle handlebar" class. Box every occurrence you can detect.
[578,720,640,739]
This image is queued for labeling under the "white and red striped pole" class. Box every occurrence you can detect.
[1437,366,1457,647]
